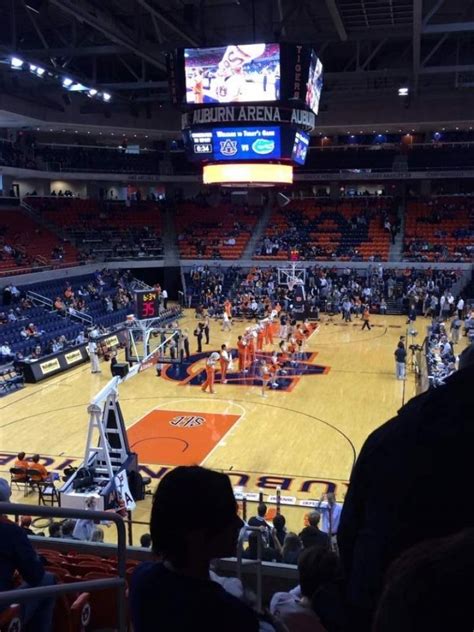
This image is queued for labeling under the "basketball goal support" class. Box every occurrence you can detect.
[60,323,183,510]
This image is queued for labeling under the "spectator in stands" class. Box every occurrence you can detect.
[48,522,62,538]
[61,519,77,540]
[0,478,56,632]
[140,533,151,548]
[19,516,34,536]
[373,529,474,632]
[91,527,104,542]
[131,466,260,631]
[29,454,49,482]
[272,513,287,547]
[0,341,13,360]
[243,530,282,562]
[299,512,330,550]
[248,502,274,547]
[270,545,345,632]
[72,496,100,541]
[338,344,474,632]
[281,533,302,565]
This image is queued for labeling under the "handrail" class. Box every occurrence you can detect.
[26,290,53,308]
[236,526,264,612]
[0,502,128,631]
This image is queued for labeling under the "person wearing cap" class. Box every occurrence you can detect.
[338,344,474,632]
[0,478,56,631]
[201,352,219,394]
[130,466,259,631]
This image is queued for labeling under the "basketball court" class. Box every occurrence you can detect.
[1,309,462,540]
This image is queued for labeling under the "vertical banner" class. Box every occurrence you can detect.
[166,52,179,106]
[280,43,312,103]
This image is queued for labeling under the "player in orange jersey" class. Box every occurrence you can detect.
[264,319,274,345]
[246,330,256,366]
[237,335,248,373]
[256,325,265,352]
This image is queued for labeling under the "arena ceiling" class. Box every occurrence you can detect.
[1,0,474,129]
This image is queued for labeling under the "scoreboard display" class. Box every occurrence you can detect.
[185,126,306,163]
[167,42,323,183]
[135,290,160,320]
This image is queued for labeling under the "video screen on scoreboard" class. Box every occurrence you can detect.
[187,127,281,160]
[213,127,280,160]
[292,130,310,165]
[184,44,280,104]
[305,51,323,115]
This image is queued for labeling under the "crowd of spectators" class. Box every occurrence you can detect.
[176,199,259,259]
[255,198,397,262]
[404,195,474,262]
[0,269,138,363]
[185,264,467,321]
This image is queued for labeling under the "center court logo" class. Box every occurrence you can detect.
[170,415,205,428]
[164,350,330,392]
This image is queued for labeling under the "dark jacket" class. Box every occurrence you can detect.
[0,518,45,593]
[131,561,259,632]
[338,365,474,629]
[298,525,330,550]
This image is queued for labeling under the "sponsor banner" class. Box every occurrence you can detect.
[40,358,61,375]
[182,105,316,131]
[0,452,348,504]
[102,335,119,348]
[65,349,83,365]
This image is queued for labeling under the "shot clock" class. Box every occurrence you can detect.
[135,290,161,319]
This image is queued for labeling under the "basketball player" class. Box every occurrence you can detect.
[256,324,265,352]
[361,306,372,331]
[264,318,274,346]
[192,70,204,104]
[237,335,248,373]
[246,329,257,367]
[201,352,219,394]
[224,299,232,318]
[212,44,266,102]
[219,344,230,384]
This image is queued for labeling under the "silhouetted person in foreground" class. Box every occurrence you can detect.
[338,344,474,631]
[374,529,474,632]
[130,466,259,631]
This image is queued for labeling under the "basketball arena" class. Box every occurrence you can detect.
[0,1,473,630]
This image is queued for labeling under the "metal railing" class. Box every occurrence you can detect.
[236,526,264,612]
[0,502,128,631]
[26,290,53,309]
